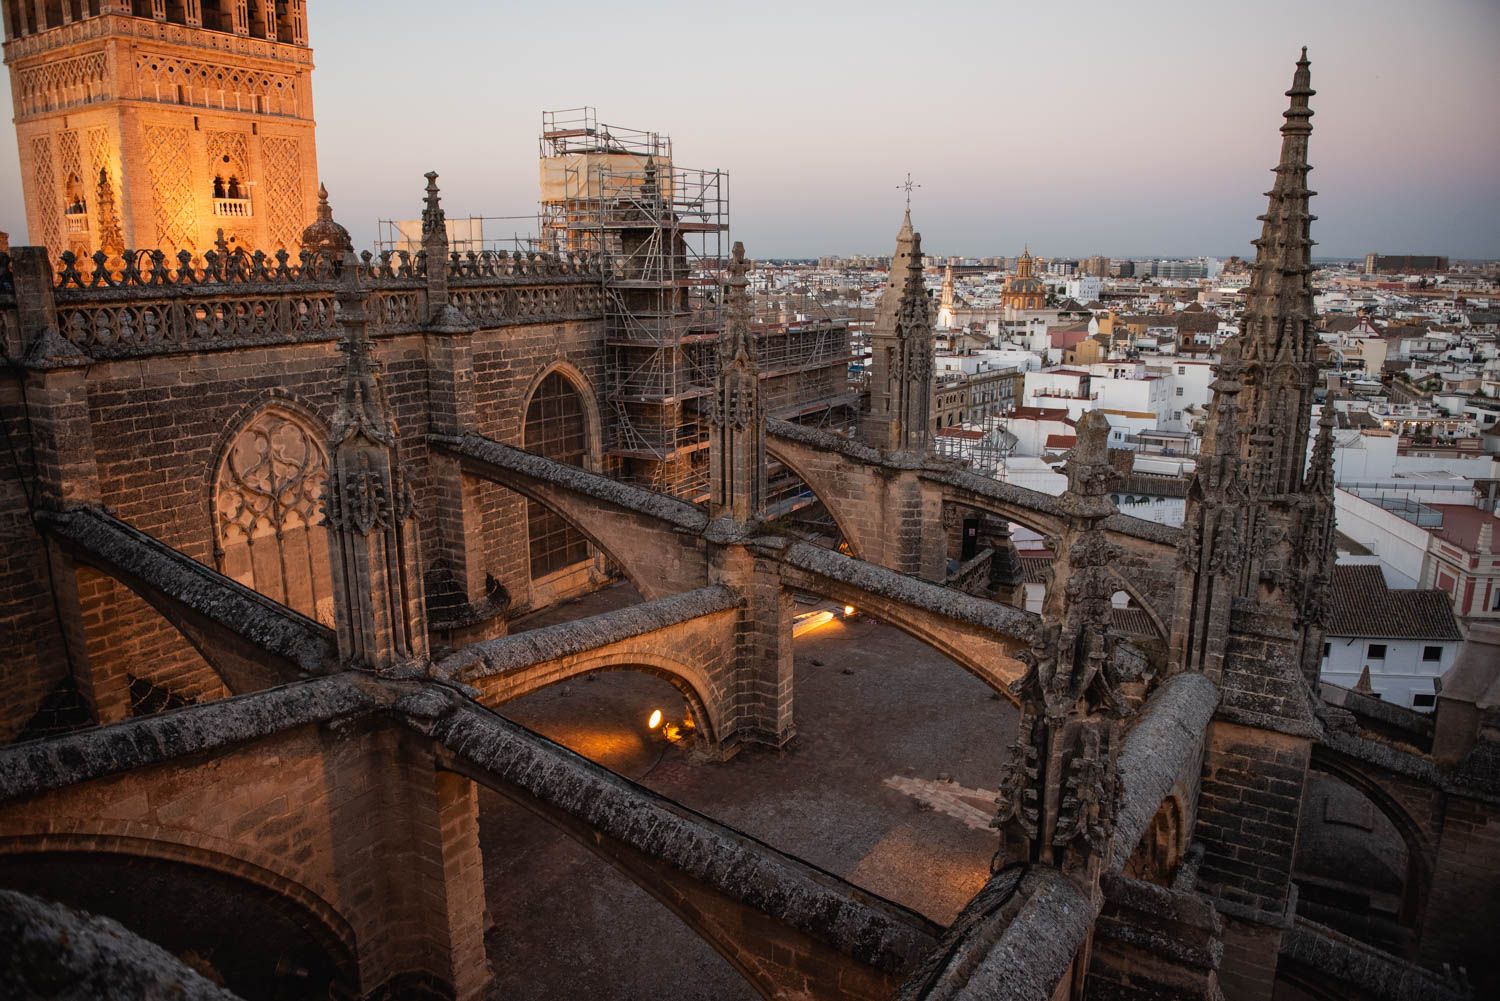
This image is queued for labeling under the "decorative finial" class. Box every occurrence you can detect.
[722,241,752,362]
[300,182,353,254]
[897,172,921,211]
[422,171,445,238]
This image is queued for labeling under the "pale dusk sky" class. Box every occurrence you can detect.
[1,0,1496,260]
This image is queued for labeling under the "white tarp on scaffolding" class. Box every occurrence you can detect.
[389,218,485,255]
[539,152,674,204]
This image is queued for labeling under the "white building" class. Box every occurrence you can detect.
[1064,276,1102,303]
[1320,564,1464,710]
[1091,375,1173,427]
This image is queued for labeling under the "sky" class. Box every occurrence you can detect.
[1,0,1497,260]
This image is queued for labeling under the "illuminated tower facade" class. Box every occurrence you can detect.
[3,1,319,260]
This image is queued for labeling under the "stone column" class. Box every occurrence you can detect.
[711,545,794,752]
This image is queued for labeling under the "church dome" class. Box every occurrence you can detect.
[300,184,352,254]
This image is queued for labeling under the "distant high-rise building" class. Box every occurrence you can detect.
[4,0,321,260]
[1364,253,1449,274]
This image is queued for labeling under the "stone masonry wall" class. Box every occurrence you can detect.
[464,320,607,619]
[0,376,68,742]
[0,305,608,737]
[0,716,487,999]
[1420,792,1500,994]
[1195,720,1310,1001]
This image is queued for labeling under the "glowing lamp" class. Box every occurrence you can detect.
[647,709,663,730]
[843,605,856,617]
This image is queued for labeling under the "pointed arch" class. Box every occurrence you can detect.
[521,362,603,585]
[210,400,333,626]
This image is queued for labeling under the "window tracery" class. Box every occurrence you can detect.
[213,406,333,625]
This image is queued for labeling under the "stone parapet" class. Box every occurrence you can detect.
[0,246,607,361]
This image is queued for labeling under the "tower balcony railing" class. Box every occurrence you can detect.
[64,213,89,236]
[213,198,253,218]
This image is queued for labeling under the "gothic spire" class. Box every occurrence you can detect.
[1242,48,1317,368]
[94,168,123,262]
[995,409,1131,871]
[320,189,427,674]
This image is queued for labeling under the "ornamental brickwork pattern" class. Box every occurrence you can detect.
[13,50,109,116]
[143,124,198,255]
[261,136,303,250]
[133,51,300,116]
[29,135,63,255]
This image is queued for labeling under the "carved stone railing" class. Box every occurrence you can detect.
[211,197,253,218]
[16,245,609,360]
[446,248,601,281]
[56,289,341,357]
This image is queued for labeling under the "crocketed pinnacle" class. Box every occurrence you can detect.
[721,242,754,366]
[422,171,445,238]
[1201,335,1245,458]
[1304,407,1337,496]
[1243,48,1317,367]
[895,232,931,338]
[331,301,396,449]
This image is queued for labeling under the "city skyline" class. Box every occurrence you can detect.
[0,0,1495,260]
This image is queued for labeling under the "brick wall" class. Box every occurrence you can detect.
[0,376,69,741]
[1196,721,1309,921]
[1421,793,1500,995]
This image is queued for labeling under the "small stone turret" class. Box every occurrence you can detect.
[299,184,352,257]
[864,214,934,455]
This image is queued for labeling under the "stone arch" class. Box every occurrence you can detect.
[454,458,705,601]
[210,399,333,626]
[457,770,839,1001]
[487,650,726,747]
[519,359,604,468]
[1106,571,1169,640]
[778,574,1026,703]
[0,827,359,995]
[521,363,605,587]
[762,441,862,558]
[1124,795,1186,884]
[1305,749,1435,939]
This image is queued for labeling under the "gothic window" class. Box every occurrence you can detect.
[524,372,591,579]
[213,408,334,626]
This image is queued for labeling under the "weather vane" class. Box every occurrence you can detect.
[898,172,921,210]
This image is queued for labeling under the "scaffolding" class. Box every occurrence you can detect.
[540,109,727,500]
[374,215,540,256]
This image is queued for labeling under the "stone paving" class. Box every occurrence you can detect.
[481,581,1017,999]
